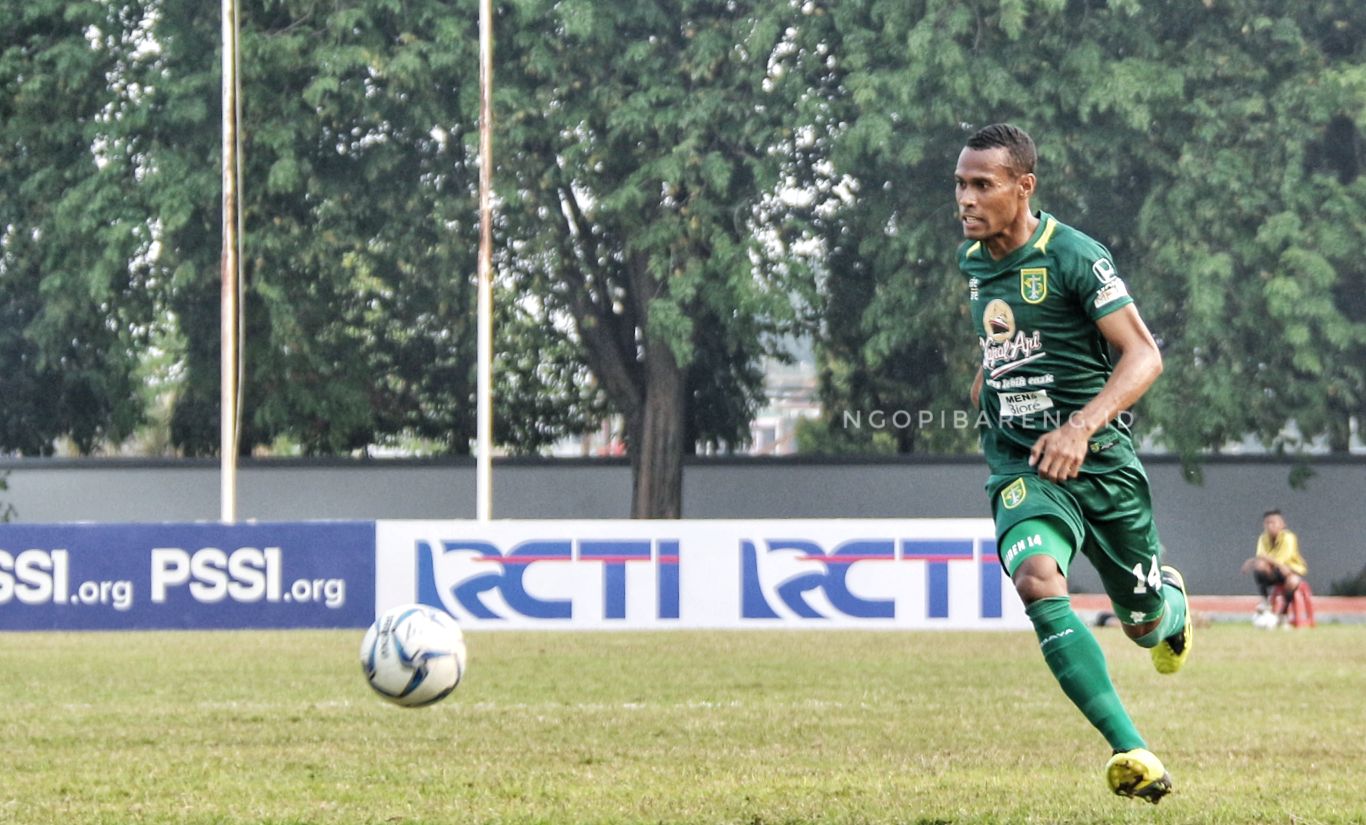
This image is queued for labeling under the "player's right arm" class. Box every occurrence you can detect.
[1030,304,1162,482]
[971,366,984,409]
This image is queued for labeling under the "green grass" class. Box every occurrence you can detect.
[1,625,1363,824]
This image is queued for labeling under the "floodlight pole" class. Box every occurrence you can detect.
[475,0,495,521]
[220,0,243,523]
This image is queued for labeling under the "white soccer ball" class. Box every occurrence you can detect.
[1252,609,1279,631]
[360,604,468,707]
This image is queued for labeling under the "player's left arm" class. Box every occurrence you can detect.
[1030,304,1163,482]
[1283,532,1307,574]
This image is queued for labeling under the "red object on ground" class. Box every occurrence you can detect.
[1271,582,1316,628]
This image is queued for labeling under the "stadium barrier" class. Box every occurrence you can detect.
[1,519,1029,631]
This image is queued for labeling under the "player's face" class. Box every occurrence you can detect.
[954,147,1033,242]
[1264,514,1286,537]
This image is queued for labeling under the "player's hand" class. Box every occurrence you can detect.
[1029,423,1090,482]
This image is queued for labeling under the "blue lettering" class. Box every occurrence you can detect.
[417,539,572,620]
[417,537,682,621]
[579,540,651,620]
[741,538,895,619]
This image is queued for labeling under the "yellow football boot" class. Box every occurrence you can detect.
[1151,565,1193,675]
[1106,748,1173,804]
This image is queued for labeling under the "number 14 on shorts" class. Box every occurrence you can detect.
[1132,556,1160,595]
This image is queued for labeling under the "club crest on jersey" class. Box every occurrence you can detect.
[1020,268,1048,304]
[1000,478,1027,510]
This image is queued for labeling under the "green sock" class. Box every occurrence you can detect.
[1132,579,1189,648]
[1026,596,1146,752]
[1157,579,1188,639]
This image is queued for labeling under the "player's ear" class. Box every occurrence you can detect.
[1017,172,1036,199]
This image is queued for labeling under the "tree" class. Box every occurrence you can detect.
[0,0,155,454]
[496,0,808,516]
[2,0,798,512]
[122,0,601,457]
[786,0,1366,468]
[7,0,1359,499]
[137,0,486,455]
[781,0,1067,455]
[1132,2,1366,462]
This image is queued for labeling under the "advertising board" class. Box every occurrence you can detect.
[0,522,374,630]
[375,519,1027,629]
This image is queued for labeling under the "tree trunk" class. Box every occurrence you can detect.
[1327,404,1352,454]
[628,342,687,518]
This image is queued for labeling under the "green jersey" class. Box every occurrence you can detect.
[959,211,1138,476]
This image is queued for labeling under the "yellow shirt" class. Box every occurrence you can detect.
[1256,530,1307,576]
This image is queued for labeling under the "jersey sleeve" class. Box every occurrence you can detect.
[1057,237,1133,322]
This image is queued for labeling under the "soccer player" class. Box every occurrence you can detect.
[954,124,1192,803]
[1242,509,1308,625]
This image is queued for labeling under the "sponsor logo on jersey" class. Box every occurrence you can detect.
[981,332,1045,378]
[1020,267,1048,304]
[1094,279,1128,308]
[980,301,1047,378]
[1092,257,1119,283]
[998,389,1055,418]
[982,299,1015,343]
[1000,478,1027,510]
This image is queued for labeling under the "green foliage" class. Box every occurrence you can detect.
[1136,3,1366,460]
[496,0,813,473]
[2,0,1362,473]
[0,471,16,522]
[2,0,602,457]
[786,0,1366,461]
[0,0,154,453]
[1329,564,1366,597]
[146,0,497,455]
[794,414,898,455]
[3,0,800,470]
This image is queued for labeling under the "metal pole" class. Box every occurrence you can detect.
[220,0,242,523]
[476,0,495,520]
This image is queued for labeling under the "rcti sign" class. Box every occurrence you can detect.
[375,520,1026,629]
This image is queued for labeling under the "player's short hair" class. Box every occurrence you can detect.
[965,124,1037,177]
[1263,509,1284,519]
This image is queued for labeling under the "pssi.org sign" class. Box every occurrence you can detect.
[0,522,373,630]
[375,520,1027,630]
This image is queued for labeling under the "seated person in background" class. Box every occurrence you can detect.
[1241,509,1307,625]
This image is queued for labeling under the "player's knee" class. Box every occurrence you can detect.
[1012,556,1067,605]
[1121,618,1159,641]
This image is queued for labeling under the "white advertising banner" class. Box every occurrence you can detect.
[374,519,1029,630]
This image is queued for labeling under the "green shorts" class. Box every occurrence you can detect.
[987,459,1166,623]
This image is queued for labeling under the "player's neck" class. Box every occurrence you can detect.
[985,208,1040,260]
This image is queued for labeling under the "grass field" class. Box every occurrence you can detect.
[2,625,1363,825]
